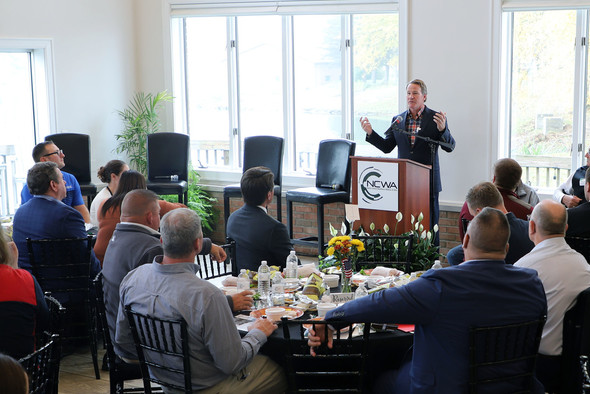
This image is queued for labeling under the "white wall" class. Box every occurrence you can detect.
[0,0,136,183]
[1,0,501,205]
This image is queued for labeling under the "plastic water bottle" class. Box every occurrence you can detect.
[271,273,285,306]
[285,250,298,279]
[355,282,369,300]
[431,260,442,270]
[237,269,250,293]
[258,261,271,305]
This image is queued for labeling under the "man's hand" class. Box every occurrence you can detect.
[562,194,582,208]
[210,244,227,262]
[360,117,373,135]
[433,111,447,132]
[231,290,254,312]
[248,318,278,337]
[307,324,334,357]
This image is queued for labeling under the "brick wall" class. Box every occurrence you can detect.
[207,190,462,260]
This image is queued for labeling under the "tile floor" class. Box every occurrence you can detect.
[58,344,142,393]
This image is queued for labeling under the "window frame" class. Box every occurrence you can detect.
[162,0,408,187]
[0,39,56,216]
[498,3,590,193]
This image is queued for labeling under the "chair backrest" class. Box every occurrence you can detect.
[353,234,415,273]
[196,240,236,280]
[45,133,92,183]
[461,218,470,235]
[565,236,590,264]
[40,293,65,342]
[242,136,284,187]
[582,355,590,393]
[19,334,60,394]
[561,286,590,393]
[281,318,371,393]
[125,306,192,393]
[468,316,546,394]
[147,132,190,183]
[26,236,94,305]
[315,139,356,192]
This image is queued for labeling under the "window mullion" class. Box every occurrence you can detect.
[572,9,588,170]
[283,15,296,172]
[343,15,353,140]
[227,17,240,169]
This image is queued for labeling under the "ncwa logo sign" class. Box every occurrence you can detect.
[357,161,399,212]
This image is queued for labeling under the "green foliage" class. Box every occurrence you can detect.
[161,168,218,238]
[115,91,173,176]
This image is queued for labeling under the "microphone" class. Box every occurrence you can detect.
[386,115,404,133]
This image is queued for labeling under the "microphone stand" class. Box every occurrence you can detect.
[394,128,452,246]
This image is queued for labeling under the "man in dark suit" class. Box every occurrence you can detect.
[360,79,455,240]
[226,166,293,271]
[308,207,547,393]
[12,162,101,297]
[567,167,590,237]
[447,181,534,265]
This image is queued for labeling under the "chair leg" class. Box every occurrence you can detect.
[89,305,100,379]
[287,199,294,239]
[276,191,282,223]
[317,203,324,256]
[224,195,231,233]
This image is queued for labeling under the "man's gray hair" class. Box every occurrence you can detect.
[160,208,203,258]
[27,162,60,195]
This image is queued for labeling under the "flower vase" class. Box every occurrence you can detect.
[341,258,352,293]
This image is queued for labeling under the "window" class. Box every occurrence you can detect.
[170,2,399,174]
[0,41,54,216]
[501,8,588,190]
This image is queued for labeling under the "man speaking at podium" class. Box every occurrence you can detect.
[360,79,455,241]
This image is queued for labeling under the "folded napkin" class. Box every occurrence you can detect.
[371,266,403,277]
[222,276,237,287]
[297,263,320,278]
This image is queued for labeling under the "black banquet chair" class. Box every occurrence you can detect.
[196,240,237,280]
[223,135,284,231]
[556,286,590,393]
[26,235,101,380]
[146,132,189,205]
[286,139,356,256]
[45,133,97,208]
[19,334,60,394]
[93,272,150,394]
[565,236,590,264]
[468,315,546,393]
[281,318,371,393]
[125,306,192,393]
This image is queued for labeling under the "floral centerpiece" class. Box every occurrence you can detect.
[320,234,365,292]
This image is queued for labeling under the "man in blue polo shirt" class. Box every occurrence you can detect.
[21,141,90,223]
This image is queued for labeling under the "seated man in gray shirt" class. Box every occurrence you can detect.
[116,208,286,393]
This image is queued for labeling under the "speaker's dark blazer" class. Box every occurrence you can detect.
[366,106,456,193]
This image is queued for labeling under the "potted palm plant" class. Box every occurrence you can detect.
[115,91,218,236]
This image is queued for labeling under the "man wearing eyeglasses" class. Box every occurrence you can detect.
[20,141,91,223]
[553,148,590,208]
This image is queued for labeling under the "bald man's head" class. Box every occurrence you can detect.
[530,199,567,238]
[464,207,510,258]
[121,189,160,229]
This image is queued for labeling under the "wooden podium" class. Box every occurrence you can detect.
[351,157,431,234]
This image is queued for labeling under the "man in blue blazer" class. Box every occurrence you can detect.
[12,162,101,293]
[227,166,294,272]
[309,207,547,393]
[361,79,456,240]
